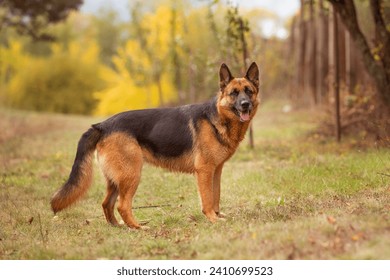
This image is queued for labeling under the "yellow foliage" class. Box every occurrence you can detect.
[94,5,182,115]
[94,67,176,115]
[4,40,104,114]
[2,0,285,115]
[0,41,28,83]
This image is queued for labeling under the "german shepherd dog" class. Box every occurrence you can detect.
[51,62,260,229]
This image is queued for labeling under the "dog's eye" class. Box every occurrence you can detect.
[244,87,253,96]
[229,90,239,97]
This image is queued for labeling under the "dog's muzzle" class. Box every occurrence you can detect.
[236,100,252,122]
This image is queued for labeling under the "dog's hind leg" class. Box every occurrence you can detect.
[116,169,142,229]
[97,133,144,229]
[102,179,119,226]
[115,142,143,229]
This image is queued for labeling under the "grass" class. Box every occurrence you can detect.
[0,100,389,260]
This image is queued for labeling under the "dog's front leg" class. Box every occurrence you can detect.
[196,167,219,223]
[213,163,225,217]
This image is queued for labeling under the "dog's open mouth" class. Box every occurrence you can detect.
[239,111,251,122]
[233,107,251,122]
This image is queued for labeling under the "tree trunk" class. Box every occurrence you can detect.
[329,5,341,141]
[290,16,300,103]
[370,0,390,74]
[328,3,334,103]
[337,18,346,87]
[328,0,390,107]
[289,15,302,104]
[333,7,342,141]
[345,29,355,93]
[306,0,317,105]
[298,0,306,104]
[316,0,328,104]
[238,18,254,149]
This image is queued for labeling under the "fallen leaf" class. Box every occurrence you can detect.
[327,216,337,224]
[251,232,257,240]
[351,234,360,241]
[351,232,365,242]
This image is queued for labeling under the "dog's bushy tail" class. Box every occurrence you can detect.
[51,126,101,213]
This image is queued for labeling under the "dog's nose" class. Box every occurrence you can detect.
[241,100,250,110]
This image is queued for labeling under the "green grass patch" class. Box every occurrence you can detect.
[0,104,389,260]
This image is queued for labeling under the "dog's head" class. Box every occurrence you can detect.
[217,62,260,122]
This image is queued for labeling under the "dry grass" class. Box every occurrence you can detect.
[0,102,389,260]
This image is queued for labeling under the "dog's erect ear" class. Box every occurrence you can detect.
[245,62,259,90]
[219,63,234,91]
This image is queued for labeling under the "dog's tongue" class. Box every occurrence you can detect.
[240,112,250,122]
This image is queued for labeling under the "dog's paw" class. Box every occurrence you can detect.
[204,211,219,223]
[217,212,227,219]
[126,223,150,231]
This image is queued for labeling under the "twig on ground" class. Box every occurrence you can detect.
[37,214,47,245]
[132,204,171,210]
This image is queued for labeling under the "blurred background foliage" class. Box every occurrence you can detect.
[1,0,388,137]
[0,0,288,115]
